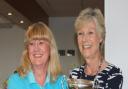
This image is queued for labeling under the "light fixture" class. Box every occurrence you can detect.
[8,12,12,16]
[20,20,24,23]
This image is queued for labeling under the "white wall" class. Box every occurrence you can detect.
[49,17,80,75]
[0,25,25,88]
[105,0,128,89]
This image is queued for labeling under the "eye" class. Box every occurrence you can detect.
[29,42,34,46]
[39,40,49,45]
[39,41,44,44]
[77,32,83,36]
[88,31,94,35]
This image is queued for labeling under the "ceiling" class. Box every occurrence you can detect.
[0,0,104,28]
[36,0,104,17]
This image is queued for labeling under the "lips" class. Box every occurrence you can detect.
[82,43,92,49]
[33,54,43,58]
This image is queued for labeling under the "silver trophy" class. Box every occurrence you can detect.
[67,79,93,89]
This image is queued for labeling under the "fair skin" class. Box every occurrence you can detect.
[28,39,50,85]
[77,20,107,75]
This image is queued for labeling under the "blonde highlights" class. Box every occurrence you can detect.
[17,22,62,82]
[75,8,106,59]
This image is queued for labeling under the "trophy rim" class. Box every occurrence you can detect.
[68,78,93,88]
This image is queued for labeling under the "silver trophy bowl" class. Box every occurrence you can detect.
[68,79,93,89]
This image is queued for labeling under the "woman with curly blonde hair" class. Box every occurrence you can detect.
[69,8,123,89]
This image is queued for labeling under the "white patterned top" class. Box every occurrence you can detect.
[69,63,123,89]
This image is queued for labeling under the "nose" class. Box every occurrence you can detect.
[34,43,40,51]
[81,33,89,42]
[81,33,85,42]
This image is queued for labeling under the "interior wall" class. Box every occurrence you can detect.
[49,17,81,76]
[105,0,128,89]
[0,25,25,88]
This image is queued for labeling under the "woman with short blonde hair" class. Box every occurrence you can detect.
[70,8,123,89]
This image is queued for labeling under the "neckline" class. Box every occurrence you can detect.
[84,61,103,76]
[78,63,111,81]
[82,61,110,76]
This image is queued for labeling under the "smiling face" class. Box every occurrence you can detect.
[77,20,102,59]
[28,39,50,67]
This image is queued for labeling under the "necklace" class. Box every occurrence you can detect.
[84,60,103,76]
[96,61,103,74]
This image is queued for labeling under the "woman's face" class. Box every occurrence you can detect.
[77,20,102,59]
[28,39,50,67]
